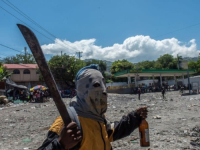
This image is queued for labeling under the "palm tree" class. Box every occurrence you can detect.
[0,66,12,81]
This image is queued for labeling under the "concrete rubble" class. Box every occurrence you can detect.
[0,91,200,149]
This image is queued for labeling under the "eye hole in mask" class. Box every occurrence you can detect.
[93,82,100,87]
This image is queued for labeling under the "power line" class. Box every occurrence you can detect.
[0,5,54,42]
[2,0,56,38]
[2,2,79,53]
[0,43,24,53]
[1,2,76,51]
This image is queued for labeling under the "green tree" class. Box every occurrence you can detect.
[48,54,86,84]
[85,59,107,74]
[168,58,178,69]
[157,54,174,69]
[188,60,200,75]
[111,59,134,74]
[154,62,162,69]
[3,53,36,64]
[110,59,134,82]
[137,61,155,69]
[0,65,12,81]
[188,61,197,69]
[196,60,200,74]
[104,72,113,83]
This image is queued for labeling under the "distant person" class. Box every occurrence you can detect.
[180,86,184,94]
[37,92,40,103]
[137,88,141,100]
[30,91,33,102]
[25,91,30,102]
[33,92,36,102]
[19,90,23,100]
[16,89,19,100]
[161,87,165,99]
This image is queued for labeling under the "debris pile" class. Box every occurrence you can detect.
[0,95,9,105]
[0,91,200,149]
[190,126,200,148]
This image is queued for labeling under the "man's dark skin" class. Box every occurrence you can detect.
[58,82,148,150]
[58,122,82,150]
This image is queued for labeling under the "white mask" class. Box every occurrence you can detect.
[71,68,108,122]
[84,87,107,115]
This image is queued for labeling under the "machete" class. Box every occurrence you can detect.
[17,24,71,126]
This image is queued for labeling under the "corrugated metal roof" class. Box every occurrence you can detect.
[3,64,38,69]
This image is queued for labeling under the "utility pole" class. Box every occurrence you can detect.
[61,51,62,56]
[24,47,27,63]
[76,51,83,59]
[136,63,138,87]
[177,54,180,70]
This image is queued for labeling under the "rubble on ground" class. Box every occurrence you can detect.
[0,91,200,149]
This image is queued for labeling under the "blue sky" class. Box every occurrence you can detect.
[0,0,200,62]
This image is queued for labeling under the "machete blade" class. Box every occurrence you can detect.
[17,24,71,126]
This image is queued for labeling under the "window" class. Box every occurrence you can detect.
[13,69,20,74]
[23,69,30,74]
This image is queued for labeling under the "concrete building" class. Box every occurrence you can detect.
[115,69,195,86]
[109,69,196,94]
[3,64,70,89]
[3,64,40,86]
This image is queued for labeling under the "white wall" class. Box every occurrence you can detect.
[106,79,159,87]
[106,82,127,87]
[167,80,175,86]
[168,76,200,86]
[136,79,158,86]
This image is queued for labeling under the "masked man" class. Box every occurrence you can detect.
[38,64,148,150]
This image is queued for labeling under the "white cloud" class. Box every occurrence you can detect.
[41,35,200,63]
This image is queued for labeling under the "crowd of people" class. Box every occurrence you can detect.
[133,82,189,94]
[6,88,49,103]
[5,86,77,103]
[135,83,189,100]
[136,86,166,100]
[6,88,29,101]
[132,85,167,94]
[30,90,49,103]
